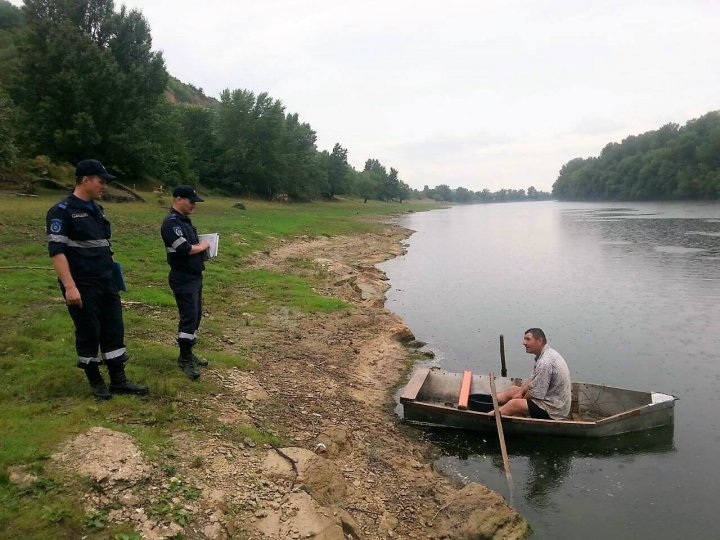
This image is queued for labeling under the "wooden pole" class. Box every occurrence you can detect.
[499,335,507,377]
[489,372,514,504]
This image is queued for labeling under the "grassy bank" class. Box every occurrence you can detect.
[0,191,436,538]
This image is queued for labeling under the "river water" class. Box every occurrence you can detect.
[379,201,720,539]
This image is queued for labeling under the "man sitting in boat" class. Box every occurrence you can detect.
[494,328,571,420]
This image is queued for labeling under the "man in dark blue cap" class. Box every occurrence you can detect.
[46,159,148,399]
[160,185,210,379]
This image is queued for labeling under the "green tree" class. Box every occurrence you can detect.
[0,0,22,88]
[362,159,386,201]
[215,88,254,192]
[249,92,286,199]
[363,159,386,177]
[11,0,168,177]
[176,104,219,184]
[375,166,399,202]
[327,142,351,197]
[354,169,380,203]
[362,159,405,202]
[0,0,22,31]
[0,87,16,166]
[132,98,192,185]
[214,89,330,201]
[434,184,452,202]
[454,186,472,202]
[397,180,412,203]
[553,112,720,200]
[281,112,322,200]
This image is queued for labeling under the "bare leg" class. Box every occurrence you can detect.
[499,398,530,417]
[496,385,524,405]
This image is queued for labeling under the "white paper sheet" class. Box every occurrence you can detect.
[198,233,219,258]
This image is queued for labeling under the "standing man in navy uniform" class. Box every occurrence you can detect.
[46,159,148,399]
[160,186,210,380]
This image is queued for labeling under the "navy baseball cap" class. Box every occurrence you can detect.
[75,159,116,181]
[172,185,204,202]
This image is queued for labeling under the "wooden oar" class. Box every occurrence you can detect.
[489,372,514,504]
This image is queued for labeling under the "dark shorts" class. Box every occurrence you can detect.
[527,399,552,420]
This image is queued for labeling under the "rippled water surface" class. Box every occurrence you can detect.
[380,201,720,539]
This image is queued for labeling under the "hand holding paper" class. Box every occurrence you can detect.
[198,233,219,258]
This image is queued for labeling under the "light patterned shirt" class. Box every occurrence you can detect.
[527,345,571,419]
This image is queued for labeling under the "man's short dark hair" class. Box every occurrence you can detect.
[525,328,547,344]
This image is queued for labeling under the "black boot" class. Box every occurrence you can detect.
[107,363,149,395]
[178,342,200,380]
[191,351,208,367]
[83,364,111,400]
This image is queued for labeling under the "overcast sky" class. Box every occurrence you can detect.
[11,0,720,191]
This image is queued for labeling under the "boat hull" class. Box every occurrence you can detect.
[400,369,676,438]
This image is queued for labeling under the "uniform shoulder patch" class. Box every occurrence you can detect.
[58,202,68,209]
[173,226,184,237]
[49,218,63,233]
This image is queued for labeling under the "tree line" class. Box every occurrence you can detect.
[0,0,553,204]
[0,0,419,201]
[422,184,552,203]
[552,112,720,200]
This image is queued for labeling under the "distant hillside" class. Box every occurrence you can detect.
[165,76,218,107]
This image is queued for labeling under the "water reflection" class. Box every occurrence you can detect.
[421,424,675,506]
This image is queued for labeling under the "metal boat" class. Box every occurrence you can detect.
[400,368,676,438]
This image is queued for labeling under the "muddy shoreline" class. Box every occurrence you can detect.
[50,222,529,539]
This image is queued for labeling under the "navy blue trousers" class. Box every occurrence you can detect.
[169,270,203,344]
[62,281,127,368]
